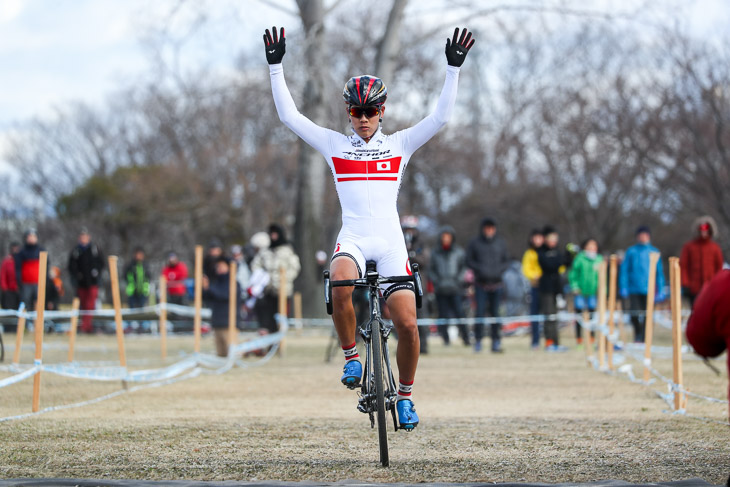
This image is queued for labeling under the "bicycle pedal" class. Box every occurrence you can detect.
[399,424,417,432]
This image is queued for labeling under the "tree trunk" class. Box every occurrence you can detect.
[294,0,327,317]
[374,0,409,80]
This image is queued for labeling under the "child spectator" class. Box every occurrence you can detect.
[568,238,603,345]
[537,226,568,352]
[522,229,543,349]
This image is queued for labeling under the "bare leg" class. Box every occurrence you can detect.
[386,290,419,383]
[330,257,359,348]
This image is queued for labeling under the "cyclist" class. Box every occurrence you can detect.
[263,26,475,430]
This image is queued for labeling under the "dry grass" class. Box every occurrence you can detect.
[0,325,728,483]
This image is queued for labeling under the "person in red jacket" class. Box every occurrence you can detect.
[161,252,189,305]
[15,229,46,312]
[685,268,730,421]
[680,216,724,307]
[1,242,21,314]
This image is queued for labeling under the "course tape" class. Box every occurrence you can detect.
[576,309,728,426]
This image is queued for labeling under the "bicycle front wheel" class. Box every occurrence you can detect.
[371,319,389,467]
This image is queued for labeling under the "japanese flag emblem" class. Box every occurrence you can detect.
[376,161,391,171]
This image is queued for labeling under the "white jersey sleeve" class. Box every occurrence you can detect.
[399,65,460,156]
[268,63,337,155]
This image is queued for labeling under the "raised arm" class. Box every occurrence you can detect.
[264,26,332,155]
[401,28,475,154]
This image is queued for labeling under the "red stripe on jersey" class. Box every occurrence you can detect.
[337,177,398,182]
[332,157,402,175]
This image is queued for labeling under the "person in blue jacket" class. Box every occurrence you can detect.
[619,225,666,342]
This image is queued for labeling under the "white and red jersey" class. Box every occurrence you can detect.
[269,63,460,291]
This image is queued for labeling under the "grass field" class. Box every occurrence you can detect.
[0,324,728,484]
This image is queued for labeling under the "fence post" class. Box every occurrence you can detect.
[159,276,168,360]
[294,292,303,336]
[597,260,607,370]
[607,255,618,370]
[193,245,203,354]
[617,301,627,345]
[108,256,127,367]
[67,297,80,362]
[32,251,48,413]
[12,303,26,365]
[228,260,238,355]
[642,252,660,383]
[670,257,685,410]
[278,267,287,356]
[582,309,592,365]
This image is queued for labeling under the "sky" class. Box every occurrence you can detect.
[1,0,729,175]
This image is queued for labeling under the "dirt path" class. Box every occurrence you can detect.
[0,329,727,483]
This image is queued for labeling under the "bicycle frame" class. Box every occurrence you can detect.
[356,278,399,431]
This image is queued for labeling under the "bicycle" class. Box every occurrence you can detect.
[323,260,423,467]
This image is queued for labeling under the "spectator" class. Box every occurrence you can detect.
[203,239,224,279]
[431,225,469,347]
[466,217,510,353]
[250,224,301,333]
[125,247,151,309]
[537,226,568,351]
[1,241,20,312]
[619,225,666,343]
[685,268,730,420]
[46,265,64,311]
[680,216,724,307]
[501,259,530,319]
[521,229,544,349]
[230,244,251,300]
[161,252,189,305]
[15,229,46,312]
[402,216,430,354]
[568,238,603,345]
[203,256,241,357]
[68,228,105,333]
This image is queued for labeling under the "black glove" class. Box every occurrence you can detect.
[445,27,475,67]
[263,26,286,65]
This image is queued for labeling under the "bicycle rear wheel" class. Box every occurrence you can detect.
[371,319,389,467]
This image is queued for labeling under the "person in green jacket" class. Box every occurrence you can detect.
[125,247,150,309]
[568,239,603,345]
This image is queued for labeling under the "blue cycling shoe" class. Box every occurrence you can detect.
[396,399,419,431]
[341,360,362,388]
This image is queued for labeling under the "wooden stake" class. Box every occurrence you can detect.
[108,256,127,367]
[12,304,26,365]
[293,292,303,336]
[597,260,607,370]
[642,252,660,383]
[670,257,684,410]
[228,260,238,354]
[32,251,48,413]
[67,297,80,362]
[277,267,287,356]
[582,309,592,365]
[607,255,618,370]
[193,245,203,354]
[617,301,627,345]
[159,276,168,360]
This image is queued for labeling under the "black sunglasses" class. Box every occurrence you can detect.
[348,105,381,118]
